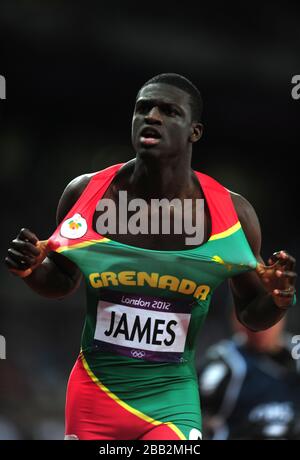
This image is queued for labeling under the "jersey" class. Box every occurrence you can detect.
[47,163,257,440]
[199,335,300,439]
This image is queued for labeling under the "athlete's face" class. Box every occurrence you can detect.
[131,83,199,158]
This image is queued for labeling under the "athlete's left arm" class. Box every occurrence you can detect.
[229,192,297,331]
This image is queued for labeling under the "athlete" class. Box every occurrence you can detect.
[5,74,297,440]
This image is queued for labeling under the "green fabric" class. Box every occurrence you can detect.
[60,227,256,425]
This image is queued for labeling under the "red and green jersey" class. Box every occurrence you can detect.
[48,164,257,440]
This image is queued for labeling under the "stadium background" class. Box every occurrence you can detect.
[0,1,299,439]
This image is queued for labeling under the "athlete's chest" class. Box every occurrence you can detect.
[92,184,211,251]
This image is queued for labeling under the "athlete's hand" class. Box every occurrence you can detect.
[5,228,49,278]
[256,250,297,309]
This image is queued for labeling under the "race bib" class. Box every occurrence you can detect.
[94,290,192,363]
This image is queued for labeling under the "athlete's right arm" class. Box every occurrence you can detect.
[4,175,92,299]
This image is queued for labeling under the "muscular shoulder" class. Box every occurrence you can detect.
[56,172,96,224]
[229,191,261,257]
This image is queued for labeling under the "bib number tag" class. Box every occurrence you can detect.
[94,290,192,362]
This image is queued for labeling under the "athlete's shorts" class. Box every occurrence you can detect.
[65,354,202,440]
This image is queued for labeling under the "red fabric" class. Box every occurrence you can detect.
[194,171,239,236]
[65,355,181,440]
[48,164,122,252]
[139,425,184,440]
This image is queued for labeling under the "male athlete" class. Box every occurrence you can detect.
[5,74,297,440]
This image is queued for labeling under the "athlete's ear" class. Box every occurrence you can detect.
[189,123,203,143]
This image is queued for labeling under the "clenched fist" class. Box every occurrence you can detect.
[5,228,49,278]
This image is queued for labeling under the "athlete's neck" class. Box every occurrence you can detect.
[130,156,195,200]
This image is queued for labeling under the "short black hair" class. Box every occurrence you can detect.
[139,73,203,122]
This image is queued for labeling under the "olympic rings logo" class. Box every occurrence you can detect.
[131,350,146,359]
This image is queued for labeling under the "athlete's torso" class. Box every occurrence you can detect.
[48,162,257,377]
[92,160,211,250]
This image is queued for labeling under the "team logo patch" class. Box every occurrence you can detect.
[189,428,202,440]
[60,213,87,239]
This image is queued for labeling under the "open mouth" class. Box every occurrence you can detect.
[140,127,162,146]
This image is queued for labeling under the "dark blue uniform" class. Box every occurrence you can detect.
[198,334,300,439]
